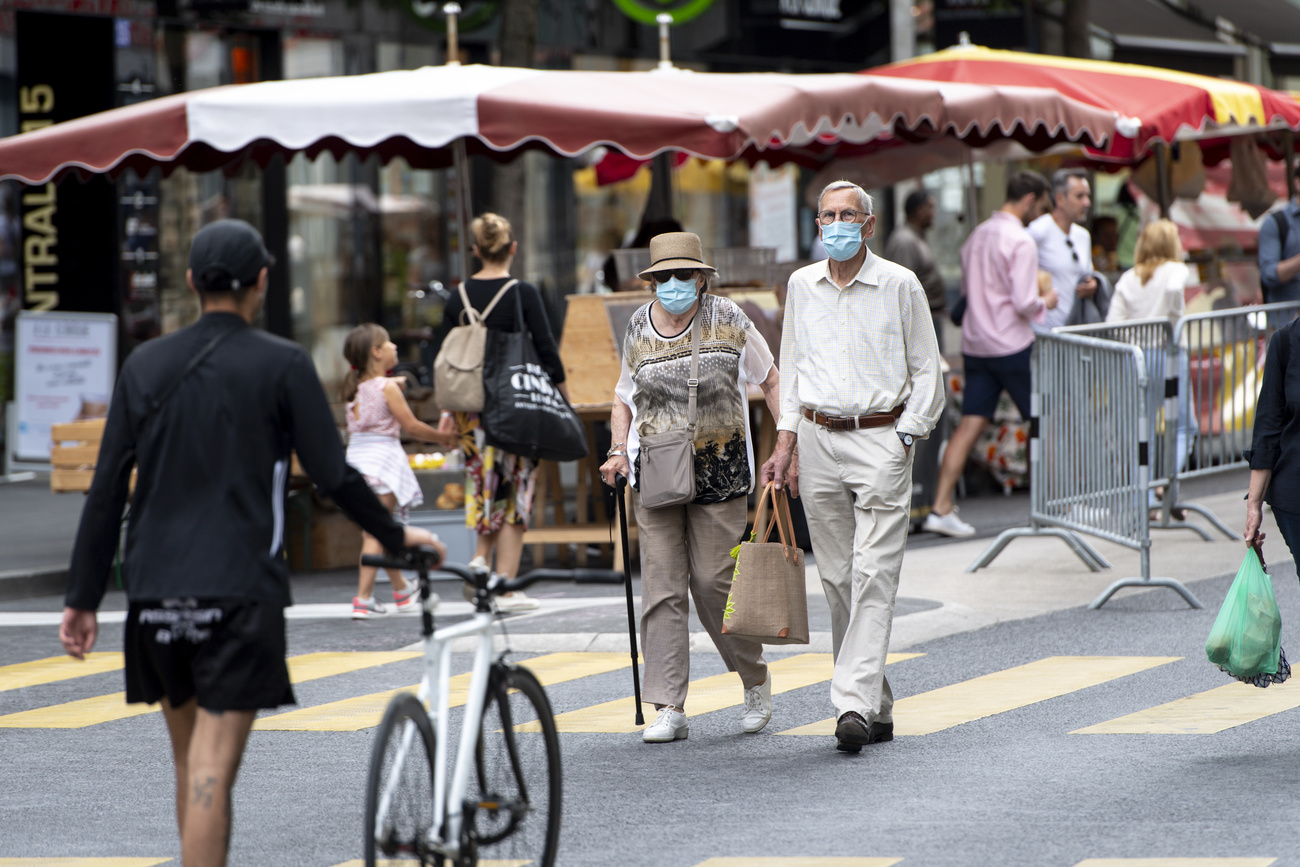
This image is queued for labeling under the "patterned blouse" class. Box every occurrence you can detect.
[615,294,774,505]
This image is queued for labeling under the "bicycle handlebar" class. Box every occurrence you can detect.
[360,550,623,594]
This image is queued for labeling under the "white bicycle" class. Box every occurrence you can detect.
[360,547,621,867]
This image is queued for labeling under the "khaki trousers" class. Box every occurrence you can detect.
[634,492,768,710]
[796,417,914,723]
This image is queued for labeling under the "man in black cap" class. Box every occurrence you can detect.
[59,219,443,867]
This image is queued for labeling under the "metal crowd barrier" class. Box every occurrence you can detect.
[1061,301,1300,541]
[966,330,1203,609]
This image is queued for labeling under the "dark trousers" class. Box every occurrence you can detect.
[1271,505,1300,575]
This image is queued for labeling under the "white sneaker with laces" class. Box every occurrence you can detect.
[923,509,976,538]
[642,707,689,743]
[741,674,772,733]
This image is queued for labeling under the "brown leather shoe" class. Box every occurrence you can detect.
[835,712,894,752]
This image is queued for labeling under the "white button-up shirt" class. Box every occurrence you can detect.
[777,248,944,439]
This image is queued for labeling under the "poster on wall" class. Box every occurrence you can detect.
[748,162,798,263]
[14,312,118,462]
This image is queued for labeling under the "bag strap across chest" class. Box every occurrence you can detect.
[457,278,518,327]
[685,312,701,433]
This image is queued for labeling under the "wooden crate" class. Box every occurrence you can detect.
[50,419,108,493]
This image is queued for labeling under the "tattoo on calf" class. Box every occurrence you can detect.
[192,776,217,809]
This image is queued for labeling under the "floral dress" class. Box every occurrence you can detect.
[454,412,537,534]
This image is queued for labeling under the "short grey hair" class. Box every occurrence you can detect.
[1050,168,1088,206]
[817,181,874,216]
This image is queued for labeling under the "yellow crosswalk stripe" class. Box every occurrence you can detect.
[1073,679,1300,734]
[332,860,532,866]
[694,860,903,866]
[528,653,923,734]
[0,653,125,692]
[256,652,634,732]
[1071,860,1276,866]
[0,651,419,730]
[0,860,174,866]
[778,656,1180,737]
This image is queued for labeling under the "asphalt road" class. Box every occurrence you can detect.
[4,555,1300,867]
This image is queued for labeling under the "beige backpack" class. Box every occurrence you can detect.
[433,278,517,412]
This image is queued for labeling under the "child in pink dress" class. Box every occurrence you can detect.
[343,324,457,619]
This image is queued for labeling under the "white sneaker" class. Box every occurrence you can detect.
[923,509,976,538]
[495,591,541,612]
[464,556,490,602]
[741,674,772,733]
[642,707,689,743]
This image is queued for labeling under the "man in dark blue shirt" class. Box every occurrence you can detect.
[1258,177,1300,304]
[60,220,443,867]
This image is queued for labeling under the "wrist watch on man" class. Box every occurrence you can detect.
[897,432,914,448]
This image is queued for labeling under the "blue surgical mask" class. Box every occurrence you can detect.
[656,277,699,315]
[821,220,864,261]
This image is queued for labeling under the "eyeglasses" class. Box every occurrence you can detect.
[649,269,698,284]
[1064,237,1079,263]
[817,209,868,225]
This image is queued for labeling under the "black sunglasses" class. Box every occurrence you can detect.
[1064,237,1079,263]
[649,269,699,284]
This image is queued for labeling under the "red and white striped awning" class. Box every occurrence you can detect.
[0,63,1119,184]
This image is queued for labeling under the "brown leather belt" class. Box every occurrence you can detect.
[802,405,904,431]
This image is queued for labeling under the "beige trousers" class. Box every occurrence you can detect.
[634,492,768,710]
[796,417,914,723]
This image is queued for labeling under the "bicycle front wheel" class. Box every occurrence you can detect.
[472,663,561,866]
[365,692,439,867]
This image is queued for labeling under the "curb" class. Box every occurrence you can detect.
[0,568,67,602]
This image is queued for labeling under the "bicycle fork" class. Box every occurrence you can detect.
[421,613,496,861]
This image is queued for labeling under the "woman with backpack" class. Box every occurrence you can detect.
[434,213,567,611]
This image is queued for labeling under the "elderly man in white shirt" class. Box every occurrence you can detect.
[762,181,944,753]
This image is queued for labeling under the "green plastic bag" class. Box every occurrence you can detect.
[1205,547,1281,679]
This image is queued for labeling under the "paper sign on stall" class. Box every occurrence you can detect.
[15,311,117,462]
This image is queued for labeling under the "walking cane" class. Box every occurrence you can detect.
[615,476,644,726]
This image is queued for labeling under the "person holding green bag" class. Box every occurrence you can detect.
[1233,313,1300,686]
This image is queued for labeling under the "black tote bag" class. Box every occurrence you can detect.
[480,288,589,462]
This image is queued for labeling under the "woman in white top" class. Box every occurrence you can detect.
[1106,219,1197,496]
[1106,219,1189,324]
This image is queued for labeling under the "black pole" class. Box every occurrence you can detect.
[615,476,644,726]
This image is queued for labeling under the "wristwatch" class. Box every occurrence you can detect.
[897,432,914,448]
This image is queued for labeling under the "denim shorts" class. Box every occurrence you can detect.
[962,346,1033,420]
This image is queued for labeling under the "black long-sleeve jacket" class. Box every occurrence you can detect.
[1249,318,1300,513]
[65,312,405,611]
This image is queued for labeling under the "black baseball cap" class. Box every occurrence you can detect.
[188,219,273,293]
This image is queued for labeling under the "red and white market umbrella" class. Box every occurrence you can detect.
[0,62,1119,184]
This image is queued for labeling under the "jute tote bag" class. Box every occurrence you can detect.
[721,482,809,645]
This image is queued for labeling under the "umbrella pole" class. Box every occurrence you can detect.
[453,137,473,285]
[615,476,644,726]
[1154,142,1171,219]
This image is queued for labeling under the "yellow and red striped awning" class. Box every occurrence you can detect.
[868,45,1300,162]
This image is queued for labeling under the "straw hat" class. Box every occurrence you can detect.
[637,232,717,279]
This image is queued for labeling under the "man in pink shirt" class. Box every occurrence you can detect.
[924,170,1059,537]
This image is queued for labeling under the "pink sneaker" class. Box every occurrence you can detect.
[393,585,420,614]
[351,596,388,619]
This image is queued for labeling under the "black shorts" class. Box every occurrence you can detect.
[962,347,1033,420]
[124,598,295,712]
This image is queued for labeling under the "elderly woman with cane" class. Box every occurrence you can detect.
[598,232,784,743]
